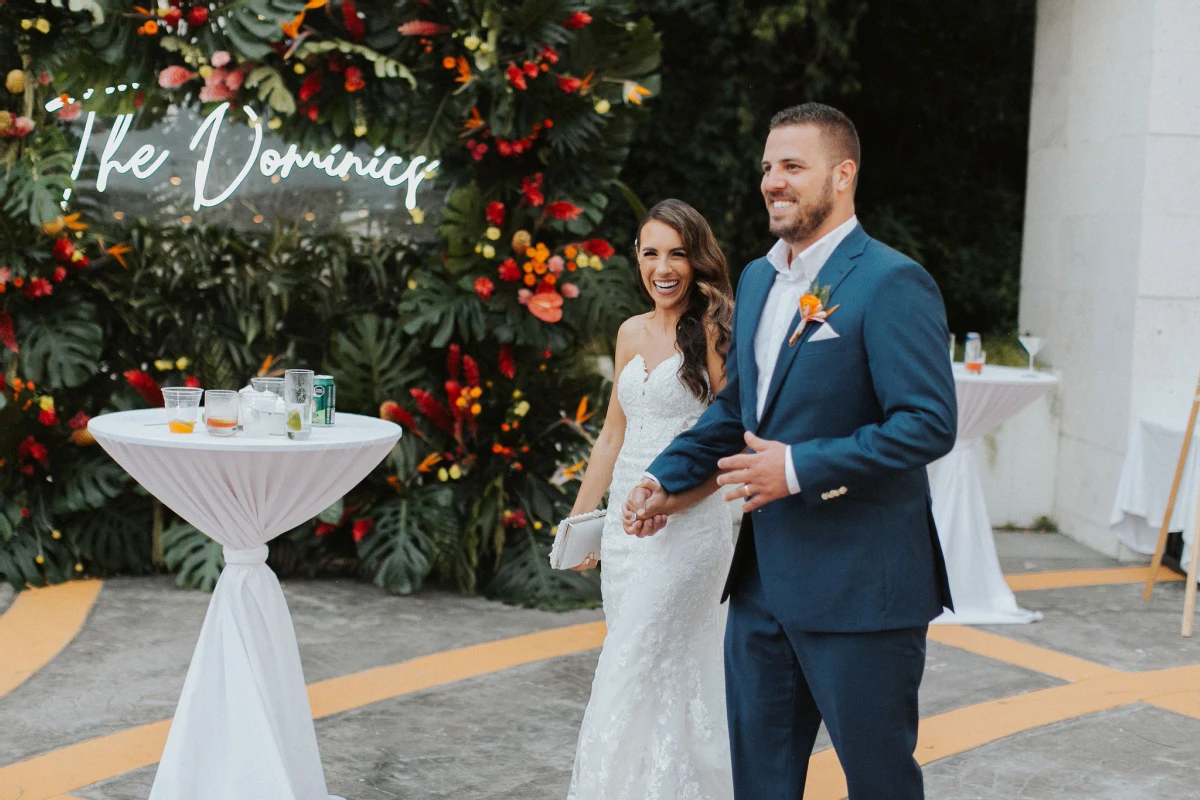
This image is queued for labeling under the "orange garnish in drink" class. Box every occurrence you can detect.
[206,418,238,429]
[168,420,196,433]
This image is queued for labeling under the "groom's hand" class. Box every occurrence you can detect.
[622,478,670,537]
[717,432,790,513]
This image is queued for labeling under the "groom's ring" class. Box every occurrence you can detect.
[743,485,752,498]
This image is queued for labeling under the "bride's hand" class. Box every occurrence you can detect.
[571,552,599,571]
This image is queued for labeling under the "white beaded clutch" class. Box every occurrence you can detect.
[549,508,607,570]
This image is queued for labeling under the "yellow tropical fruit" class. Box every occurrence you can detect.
[5,70,24,94]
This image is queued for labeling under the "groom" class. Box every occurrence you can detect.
[624,103,957,799]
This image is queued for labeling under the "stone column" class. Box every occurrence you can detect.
[1020,0,1200,557]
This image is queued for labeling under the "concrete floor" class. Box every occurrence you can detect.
[4,531,1200,800]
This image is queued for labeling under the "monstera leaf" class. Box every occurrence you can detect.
[326,314,423,413]
[357,489,455,595]
[220,0,308,60]
[487,526,600,611]
[51,449,133,514]
[66,502,154,574]
[17,301,104,389]
[163,520,224,591]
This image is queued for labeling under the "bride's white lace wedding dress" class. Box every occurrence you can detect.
[568,351,734,800]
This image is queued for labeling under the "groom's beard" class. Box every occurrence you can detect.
[768,173,835,243]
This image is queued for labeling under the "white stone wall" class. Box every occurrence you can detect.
[1020,0,1200,558]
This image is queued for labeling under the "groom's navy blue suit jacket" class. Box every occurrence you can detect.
[646,223,957,632]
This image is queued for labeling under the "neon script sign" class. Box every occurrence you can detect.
[54,95,439,212]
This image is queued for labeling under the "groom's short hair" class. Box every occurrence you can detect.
[769,103,861,173]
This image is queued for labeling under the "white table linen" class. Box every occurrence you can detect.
[1110,418,1200,563]
[929,364,1058,625]
[89,409,401,800]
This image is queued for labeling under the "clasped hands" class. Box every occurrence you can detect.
[622,432,790,537]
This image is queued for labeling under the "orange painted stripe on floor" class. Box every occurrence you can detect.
[803,663,1200,800]
[1147,691,1200,720]
[927,625,1121,682]
[1005,566,1184,592]
[0,580,102,698]
[0,622,607,800]
[308,621,607,717]
[0,721,170,800]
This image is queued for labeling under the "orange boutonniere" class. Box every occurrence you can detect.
[788,282,838,346]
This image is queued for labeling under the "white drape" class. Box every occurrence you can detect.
[929,365,1058,625]
[89,410,401,800]
[1110,418,1200,564]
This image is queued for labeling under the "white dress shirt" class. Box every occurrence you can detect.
[761,215,859,494]
[643,215,859,498]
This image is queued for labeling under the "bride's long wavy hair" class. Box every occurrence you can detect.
[635,199,734,404]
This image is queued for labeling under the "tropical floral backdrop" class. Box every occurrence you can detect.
[0,0,659,608]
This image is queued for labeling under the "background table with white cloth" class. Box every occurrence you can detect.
[89,409,401,800]
[1110,418,1200,565]
[928,364,1059,625]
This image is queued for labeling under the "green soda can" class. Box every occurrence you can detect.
[313,375,336,425]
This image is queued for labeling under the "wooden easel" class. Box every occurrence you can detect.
[1142,372,1200,636]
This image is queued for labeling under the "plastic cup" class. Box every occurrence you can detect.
[162,387,203,433]
[204,389,241,436]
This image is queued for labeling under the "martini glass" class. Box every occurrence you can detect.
[1018,334,1043,373]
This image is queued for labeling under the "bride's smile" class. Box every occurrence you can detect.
[637,219,695,310]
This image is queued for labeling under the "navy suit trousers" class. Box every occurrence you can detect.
[725,520,928,800]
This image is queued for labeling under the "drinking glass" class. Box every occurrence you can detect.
[204,390,240,436]
[284,369,314,440]
[162,387,203,433]
[1019,334,1043,373]
[251,376,284,396]
[242,392,280,438]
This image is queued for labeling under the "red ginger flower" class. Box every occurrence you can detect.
[474,276,494,302]
[539,45,559,64]
[52,266,66,283]
[341,0,365,40]
[184,375,201,388]
[315,522,336,536]
[344,66,365,92]
[39,408,58,427]
[19,436,50,467]
[485,202,505,226]
[520,173,544,206]
[582,239,615,259]
[564,11,592,29]
[23,278,53,300]
[410,388,455,435]
[51,237,75,265]
[546,201,582,221]
[558,76,582,93]
[298,72,322,101]
[447,343,461,380]
[498,259,521,282]
[506,63,527,90]
[398,20,449,36]
[522,61,539,79]
[187,6,208,26]
[463,356,479,387]
[69,410,91,430]
[498,344,516,379]
[352,518,373,542]
[124,369,165,407]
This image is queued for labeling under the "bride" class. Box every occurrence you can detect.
[563,199,736,799]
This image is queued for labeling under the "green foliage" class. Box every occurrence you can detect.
[357,488,455,596]
[163,521,225,592]
[326,315,424,414]
[620,0,1033,334]
[1,0,657,610]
